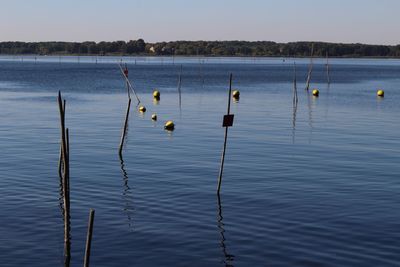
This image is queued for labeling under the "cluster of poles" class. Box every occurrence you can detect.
[57,92,96,267]
[55,47,388,264]
[55,61,238,265]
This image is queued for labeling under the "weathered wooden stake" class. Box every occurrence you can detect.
[217,74,234,195]
[84,209,95,267]
[119,98,132,157]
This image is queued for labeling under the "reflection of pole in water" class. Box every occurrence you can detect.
[306,93,315,144]
[324,83,331,121]
[326,52,331,85]
[217,194,235,267]
[119,154,135,230]
[199,59,205,88]
[292,103,298,144]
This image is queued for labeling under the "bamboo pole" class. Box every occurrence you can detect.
[84,209,95,267]
[119,98,132,157]
[217,74,233,195]
[57,91,71,266]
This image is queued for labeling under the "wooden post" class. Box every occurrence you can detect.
[84,209,95,267]
[119,98,132,157]
[217,74,234,195]
[57,91,71,266]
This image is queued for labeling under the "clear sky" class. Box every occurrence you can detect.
[0,0,399,45]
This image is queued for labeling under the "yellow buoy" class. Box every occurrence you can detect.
[377,89,384,97]
[139,106,146,112]
[164,120,175,130]
[151,113,157,121]
[153,90,160,99]
[232,90,240,99]
[312,89,319,97]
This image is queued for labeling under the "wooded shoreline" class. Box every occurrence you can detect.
[1,40,400,58]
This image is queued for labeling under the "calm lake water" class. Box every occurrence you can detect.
[0,56,399,267]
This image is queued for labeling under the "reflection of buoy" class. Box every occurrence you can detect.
[151,114,157,121]
[232,90,240,99]
[153,90,160,100]
[164,120,175,130]
[312,89,319,97]
[139,106,146,112]
[377,89,384,97]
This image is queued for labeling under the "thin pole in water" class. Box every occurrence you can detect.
[84,209,95,267]
[57,91,71,266]
[178,65,182,109]
[217,74,234,195]
[326,52,331,85]
[293,61,298,105]
[118,63,140,104]
[305,43,314,91]
[119,98,132,157]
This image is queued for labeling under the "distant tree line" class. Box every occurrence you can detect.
[1,39,400,57]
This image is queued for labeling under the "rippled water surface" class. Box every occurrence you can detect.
[0,56,399,267]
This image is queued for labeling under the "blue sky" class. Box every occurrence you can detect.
[0,0,399,44]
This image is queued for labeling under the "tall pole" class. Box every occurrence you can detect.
[217,74,233,195]
[57,91,71,266]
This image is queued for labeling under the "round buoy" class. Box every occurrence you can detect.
[151,114,157,121]
[232,90,240,99]
[139,106,146,112]
[312,89,319,97]
[164,120,175,130]
[377,89,384,97]
[153,90,160,99]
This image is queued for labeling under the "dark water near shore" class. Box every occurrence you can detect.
[0,56,399,266]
